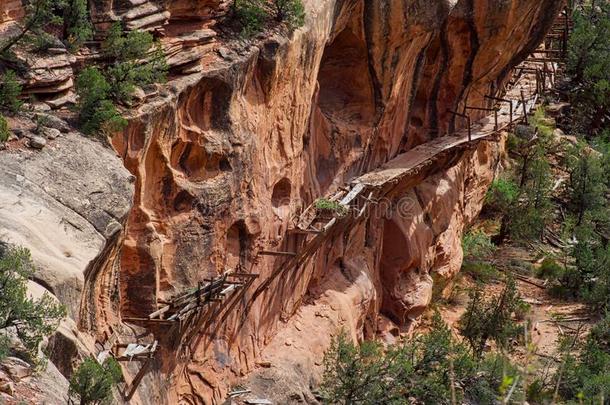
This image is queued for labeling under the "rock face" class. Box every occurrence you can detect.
[0,132,133,318]
[81,0,561,403]
[1,0,563,403]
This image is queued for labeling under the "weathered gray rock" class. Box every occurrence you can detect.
[1,357,32,381]
[43,128,61,140]
[29,135,47,149]
[35,113,71,132]
[514,124,536,139]
[0,132,134,317]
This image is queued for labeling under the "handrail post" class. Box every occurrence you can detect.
[520,90,528,125]
[467,115,471,141]
[494,108,498,131]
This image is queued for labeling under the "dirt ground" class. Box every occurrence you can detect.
[430,240,594,375]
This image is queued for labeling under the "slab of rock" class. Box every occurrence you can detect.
[1,357,32,381]
[0,132,134,317]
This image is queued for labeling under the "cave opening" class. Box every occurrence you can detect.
[379,218,411,326]
[316,26,376,125]
[271,178,292,208]
[225,220,251,271]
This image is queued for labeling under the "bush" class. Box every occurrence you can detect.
[271,0,305,28]
[320,332,409,404]
[485,179,519,213]
[320,313,523,404]
[101,23,167,105]
[0,0,66,55]
[537,257,564,279]
[233,0,267,37]
[69,357,122,405]
[462,261,500,283]
[556,314,610,403]
[321,313,478,404]
[0,245,66,361]
[75,67,127,136]
[0,70,23,113]
[64,0,93,52]
[458,276,523,358]
[29,32,57,54]
[567,1,610,134]
[462,230,496,258]
[315,198,348,217]
[565,142,607,227]
[0,114,10,142]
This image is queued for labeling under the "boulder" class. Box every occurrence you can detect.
[43,128,61,140]
[34,113,71,132]
[1,357,32,381]
[29,135,47,149]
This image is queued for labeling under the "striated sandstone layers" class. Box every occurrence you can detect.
[79,0,564,403]
[0,0,563,404]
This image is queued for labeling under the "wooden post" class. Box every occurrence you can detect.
[562,7,569,59]
[520,90,528,125]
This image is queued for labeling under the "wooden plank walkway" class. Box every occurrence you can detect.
[355,88,537,188]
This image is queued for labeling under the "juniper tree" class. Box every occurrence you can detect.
[69,357,122,405]
[0,70,23,113]
[0,0,66,56]
[0,245,66,361]
[567,1,610,134]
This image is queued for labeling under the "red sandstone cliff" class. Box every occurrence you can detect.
[0,0,564,403]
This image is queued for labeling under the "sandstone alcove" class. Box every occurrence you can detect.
[225,220,250,270]
[316,26,375,125]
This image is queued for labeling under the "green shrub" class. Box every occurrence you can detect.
[64,0,93,52]
[506,133,522,154]
[321,313,478,404]
[462,230,495,259]
[271,0,305,28]
[458,276,523,358]
[462,261,500,283]
[537,257,564,279]
[467,353,523,404]
[0,114,10,142]
[320,332,408,404]
[315,198,348,217]
[101,23,167,105]
[565,142,607,227]
[0,245,66,361]
[68,357,122,405]
[233,0,267,37]
[485,179,519,213]
[320,313,523,404]
[29,32,56,54]
[556,314,610,403]
[567,1,610,134]
[75,67,127,136]
[0,70,23,113]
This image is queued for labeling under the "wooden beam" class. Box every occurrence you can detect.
[122,317,175,324]
[258,250,297,257]
[123,357,153,401]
